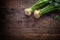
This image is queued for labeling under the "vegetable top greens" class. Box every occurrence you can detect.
[24,0,60,19]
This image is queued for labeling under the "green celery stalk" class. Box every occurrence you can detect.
[24,0,48,16]
[34,3,56,19]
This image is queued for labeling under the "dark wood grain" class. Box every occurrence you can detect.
[0,0,60,40]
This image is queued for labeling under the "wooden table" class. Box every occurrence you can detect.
[0,0,60,40]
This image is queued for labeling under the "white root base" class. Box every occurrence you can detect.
[24,8,32,16]
[34,10,40,19]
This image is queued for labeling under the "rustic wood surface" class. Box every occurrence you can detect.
[0,0,60,40]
